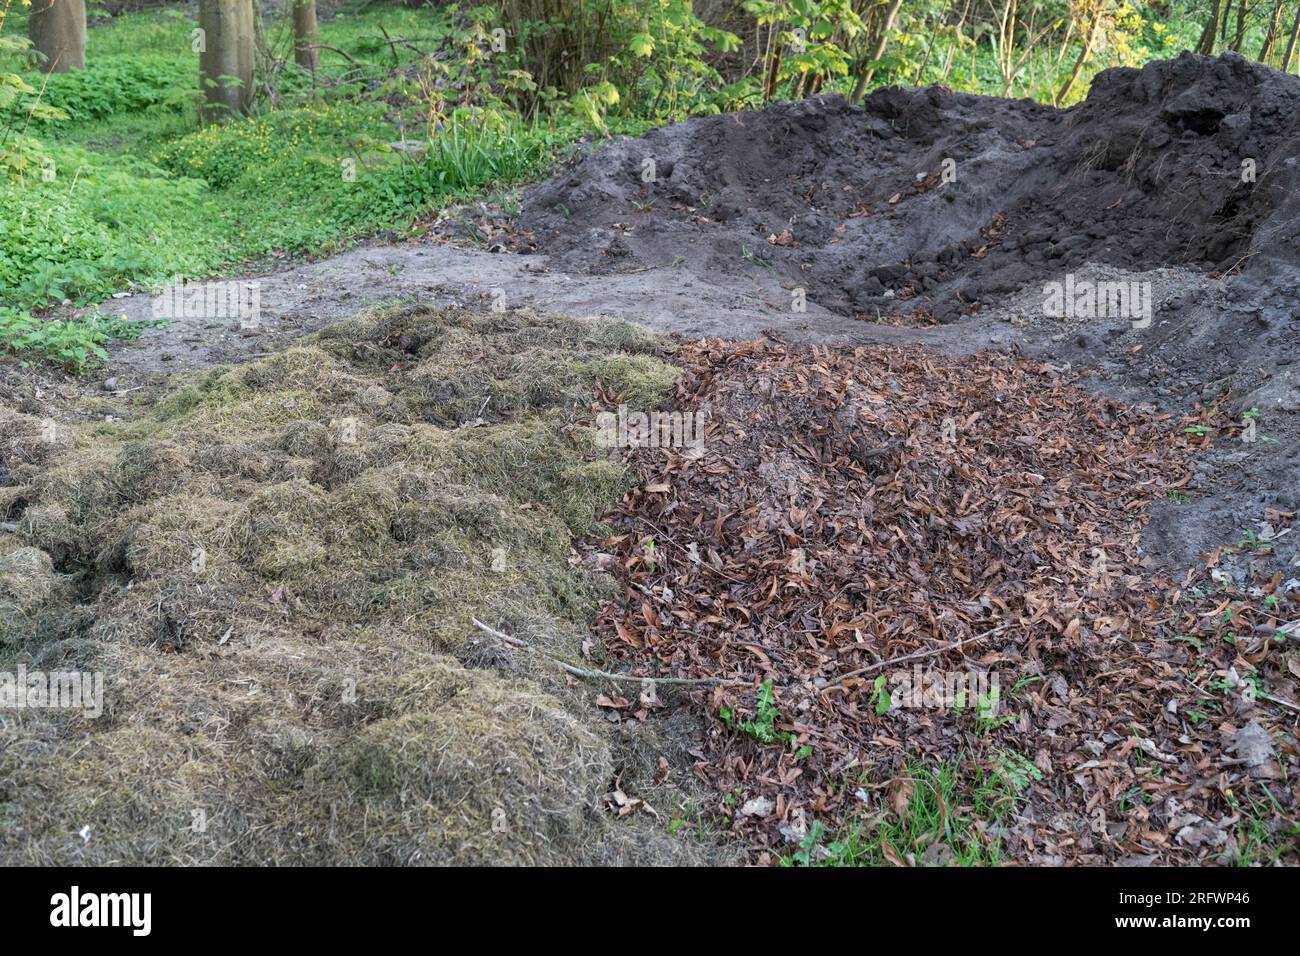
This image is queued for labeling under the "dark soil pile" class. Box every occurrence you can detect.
[591,339,1299,864]
[522,51,1300,322]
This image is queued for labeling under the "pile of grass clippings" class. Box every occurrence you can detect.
[0,305,726,866]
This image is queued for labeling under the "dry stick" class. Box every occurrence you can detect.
[1260,691,1300,714]
[311,43,360,66]
[822,621,1019,690]
[469,618,747,688]
[1180,673,1300,715]
[633,516,748,585]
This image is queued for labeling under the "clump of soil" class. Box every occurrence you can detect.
[0,305,725,865]
[591,338,1299,864]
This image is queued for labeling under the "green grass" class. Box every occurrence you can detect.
[1228,785,1300,866]
[784,753,1041,867]
[0,7,581,370]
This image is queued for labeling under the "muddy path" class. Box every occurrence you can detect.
[87,241,879,379]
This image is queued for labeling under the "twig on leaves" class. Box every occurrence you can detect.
[822,621,1019,690]
[470,618,748,687]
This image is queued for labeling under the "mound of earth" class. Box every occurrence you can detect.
[0,306,727,865]
[522,51,1299,317]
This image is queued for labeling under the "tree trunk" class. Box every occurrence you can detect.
[849,0,906,104]
[198,0,255,123]
[938,0,973,83]
[292,0,319,72]
[1283,1,1300,71]
[1231,0,1249,51]
[1057,5,1103,106]
[28,0,86,73]
[1259,0,1285,60]
[914,13,943,84]
[1197,0,1221,53]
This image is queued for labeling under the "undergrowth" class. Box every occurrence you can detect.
[0,8,579,370]
[0,307,161,372]
[784,753,1043,867]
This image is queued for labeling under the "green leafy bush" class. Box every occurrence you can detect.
[1,55,190,126]
[0,307,160,371]
[0,147,214,310]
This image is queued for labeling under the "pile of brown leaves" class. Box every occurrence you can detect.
[592,339,1299,864]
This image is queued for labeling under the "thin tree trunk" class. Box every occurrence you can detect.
[1283,1,1300,70]
[250,0,281,109]
[1197,0,1221,53]
[1052,17,1078,72]
[199,0,255,123]
[939,0,973,83]
[293,0,319,72]
[998,0,1020,95]
[849,0,906,104]
[762,44,782,101]
[1232,0,1250,51]
[28,0,85,73]
[1057,4,1103,106]
[1260,0,1285,60]
[914,13,942,83]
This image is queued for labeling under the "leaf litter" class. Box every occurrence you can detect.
[590,337,1300,864]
